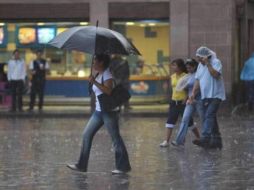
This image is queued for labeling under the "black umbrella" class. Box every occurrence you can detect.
[48,25,141,55]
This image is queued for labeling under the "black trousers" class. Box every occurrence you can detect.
[10,80,24,111]
[29,81,45,110]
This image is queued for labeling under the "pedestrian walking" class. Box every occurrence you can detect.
[240,52,254,111]
[171,58,202,147]
[27,50,49,112]
[160,59,199,147]
[67,54,131,174]
[7,49,26,112]
[190,46,226,149]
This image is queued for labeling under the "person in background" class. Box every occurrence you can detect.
[110,54,131,111]
[133,58,144,75]
[67,54,131,174]
[171,58,202,147]
[27,49,49,112]
[7,49,26,112]
[240,52,254,111]
[190,46,226,149]
[160,59,199,147]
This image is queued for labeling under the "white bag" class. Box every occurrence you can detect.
[175,74,191,91]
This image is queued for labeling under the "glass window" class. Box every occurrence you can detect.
[111,20,170,76]
[1,22,91,78]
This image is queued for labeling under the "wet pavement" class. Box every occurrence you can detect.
[0,115,253,190]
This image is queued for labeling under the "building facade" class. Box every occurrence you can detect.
[0,0,253,104]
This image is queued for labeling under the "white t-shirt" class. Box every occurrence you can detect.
[92,68,113,111]
[195,58,226,101]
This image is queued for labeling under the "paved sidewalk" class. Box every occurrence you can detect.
[0,117,254,190]
[0,104,169,118]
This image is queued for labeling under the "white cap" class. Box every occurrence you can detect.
[196,46,212,58]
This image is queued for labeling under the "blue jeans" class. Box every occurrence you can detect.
[175,100,204,145]
[201,98,221,142]
[77,111,131,172]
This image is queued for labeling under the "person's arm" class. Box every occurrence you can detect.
[203,57,220,79]
[29,61,36,75]
[188,79,200,104]
[21,60,27,81]
[45,62,50,74]
[7,61,11,81]
[89,75,113,95]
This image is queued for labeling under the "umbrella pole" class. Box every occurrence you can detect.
[90,20,99,76]
[88,20,99,112]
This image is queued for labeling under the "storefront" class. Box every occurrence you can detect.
[0,0,245,107]
[0,19,170,105]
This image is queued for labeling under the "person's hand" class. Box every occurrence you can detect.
[187,95,195,105]
[88,75,95,84]
[202,57,209,66]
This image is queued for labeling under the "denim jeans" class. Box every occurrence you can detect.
[175,100,204,145]
[77,111,131,172]
[201,98,221,142]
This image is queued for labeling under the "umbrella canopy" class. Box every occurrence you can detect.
[48,26,141,55]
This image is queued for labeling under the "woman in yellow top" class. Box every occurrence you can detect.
[160,59,199,147]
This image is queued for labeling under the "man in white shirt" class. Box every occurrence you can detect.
[190,46,226,149]
[7,49,26,112]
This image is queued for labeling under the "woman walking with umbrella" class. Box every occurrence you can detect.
[67,54,131,174]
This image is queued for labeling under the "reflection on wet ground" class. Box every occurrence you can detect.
[0,116,254,190]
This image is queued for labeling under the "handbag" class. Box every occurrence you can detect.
[97,75,131,111]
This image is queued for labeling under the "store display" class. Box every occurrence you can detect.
[38,27,55,44]
[18,27,36,44]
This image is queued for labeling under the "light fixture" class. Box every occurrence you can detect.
[78,70,86,77]
[80,22,88,26]
[126,22,135,26]
[148,23,156,26]
[37,22,45,26]
[0,23,5,26]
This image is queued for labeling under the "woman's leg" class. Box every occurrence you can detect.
[77,111,104,171]
[175,104,195,145]
[164,103,181,143]
[103,111,131,172]
[191,127,200,139]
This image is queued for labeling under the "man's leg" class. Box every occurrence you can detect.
[194,98,221,148]
[29,82,36,110]
[17,80,24,111]
[10,81,16,111]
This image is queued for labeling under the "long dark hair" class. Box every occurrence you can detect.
[185,58,198,72]
[171,58,187,73]
[94,54,110,69]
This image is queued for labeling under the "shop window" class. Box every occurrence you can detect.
[111,20,170,76]
[2,22,91,78]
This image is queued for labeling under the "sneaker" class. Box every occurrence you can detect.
[66,164,86,172]
[159,140,169,147]
[192,139,209,148]
[171,141,184,148]
[112,169,125,174]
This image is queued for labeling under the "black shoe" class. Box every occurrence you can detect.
[209,137,223,150]
[66,164,86,172]
[192,139,210,148]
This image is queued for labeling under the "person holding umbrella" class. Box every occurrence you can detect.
[67,54,131,174]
